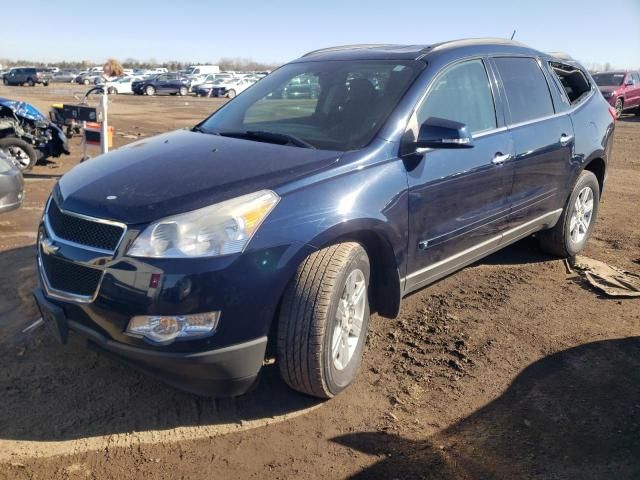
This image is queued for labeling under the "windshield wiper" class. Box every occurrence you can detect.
[219,130,316,149]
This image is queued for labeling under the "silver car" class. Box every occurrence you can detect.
[0,151,24,213]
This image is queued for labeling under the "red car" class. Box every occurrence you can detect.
[593,70,640,118]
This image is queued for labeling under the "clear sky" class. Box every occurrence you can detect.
[1,0,639,68]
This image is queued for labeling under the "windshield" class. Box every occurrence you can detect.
[592,73,625,87]
[198,60,421,151]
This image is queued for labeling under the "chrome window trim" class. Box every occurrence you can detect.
[45,197,127,255]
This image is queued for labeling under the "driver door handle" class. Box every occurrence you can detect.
[492,152,511,166]
[560,133,574,146]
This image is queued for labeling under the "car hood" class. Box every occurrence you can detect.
[56,129,341,224]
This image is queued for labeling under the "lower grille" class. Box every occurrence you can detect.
[41,253,102,298]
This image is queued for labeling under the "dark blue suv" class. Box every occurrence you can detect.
[33,39,615,398]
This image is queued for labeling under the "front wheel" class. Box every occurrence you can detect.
[2,78,7,85]
[145,85,156,96]
[27,78,35,87]
[614,98,623,119]
[83,79,91,85]
[178,86,188,96]
[0,137,38,171]
[226,89,236,99]
[277,242,370,398]
[107,87,117,95]
[538,170,600,257]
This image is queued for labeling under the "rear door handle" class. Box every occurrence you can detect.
[492,152,511,166]
[560,134,574,146]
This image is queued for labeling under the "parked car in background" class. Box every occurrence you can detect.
[32,40,615,399]
[201,77,256,98]
[132,74,190,96]
[102,76,141,95]
[51,70,79,83]
[3,68,51,86]
[593,70,640,118]
[75,73,98,85]
[184,65,220,76]
[0,150,23,214]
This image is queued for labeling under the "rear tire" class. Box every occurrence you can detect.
[108,87,117,95]
[538,170,600,257]
[27,78,35,87]
[0,137,38,171]
[2,78,7,85]
[83,79,91,85]
[178,86,188,96]
[277,242,370,399]
[227,89,236,99]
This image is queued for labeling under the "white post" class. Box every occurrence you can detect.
[100,90,109,154]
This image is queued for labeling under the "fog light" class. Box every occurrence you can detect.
[126,312,220,345]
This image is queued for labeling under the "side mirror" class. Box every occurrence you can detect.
[416,117,474,151]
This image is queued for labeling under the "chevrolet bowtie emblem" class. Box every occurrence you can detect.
[40,236,60,255]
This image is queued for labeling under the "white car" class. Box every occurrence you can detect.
[104,76,141,95]
[195,77,256,98]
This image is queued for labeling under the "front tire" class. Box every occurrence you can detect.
[277,242,370,399]
[178,86,188,96]
[614,98,623,119]
[145,85,156,96]
[227,89,236,99]
[27,78,35,87]
[0,137,38,171]
[538,170,600,257]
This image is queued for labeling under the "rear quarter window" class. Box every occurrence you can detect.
[493,57,554,124]
[549,62,592,105]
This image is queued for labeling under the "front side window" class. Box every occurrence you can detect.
[416,59,497,134]
[494,57,554,124]
[198,60,422,151]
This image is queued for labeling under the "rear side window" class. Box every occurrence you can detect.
[633,73,640,84]
[494,57,554,124]
[549,62,592,104]
[416,59,497,134]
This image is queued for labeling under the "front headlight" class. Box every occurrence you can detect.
[127,190,279,258]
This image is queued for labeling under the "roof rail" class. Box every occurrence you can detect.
[302,44,397,57]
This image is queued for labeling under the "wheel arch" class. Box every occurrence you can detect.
[306,220,403,319]
[583,157,606,196]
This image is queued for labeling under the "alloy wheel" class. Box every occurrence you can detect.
[569,186,594,244]
[331,268,366,371]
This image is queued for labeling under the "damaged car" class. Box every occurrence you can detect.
[0,97,69,170]
[0,150,23,214]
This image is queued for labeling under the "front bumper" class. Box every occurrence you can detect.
[33,288,267,396]
[0,170,24,213]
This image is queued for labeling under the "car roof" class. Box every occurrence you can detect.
[294,38,550,63]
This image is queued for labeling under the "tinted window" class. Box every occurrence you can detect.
[494,57,554,124]
[416,59,497,134]
[591,72,625,87]
[549,62,591,104]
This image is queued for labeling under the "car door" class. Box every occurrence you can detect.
[490,56,574,236]
[629,73,640,108]
[154,75,168,92]
[404,58,515,292]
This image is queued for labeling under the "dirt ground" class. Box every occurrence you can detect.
[0,83,638,480]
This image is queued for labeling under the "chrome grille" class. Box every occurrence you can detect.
[46,199,125,252]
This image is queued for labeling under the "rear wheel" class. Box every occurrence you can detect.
[27,78,35,87]
[83,78,91,85]
[107,87,117,95]
[614,98,623,118]
[277,242,370,398]
[2,78,7,85]
[538,170,600,257]
[227,89,236,99]
[178,86,188,96]
[145,85,156,96]
[0,137,38,171]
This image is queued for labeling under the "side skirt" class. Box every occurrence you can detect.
[401,209,563,296]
